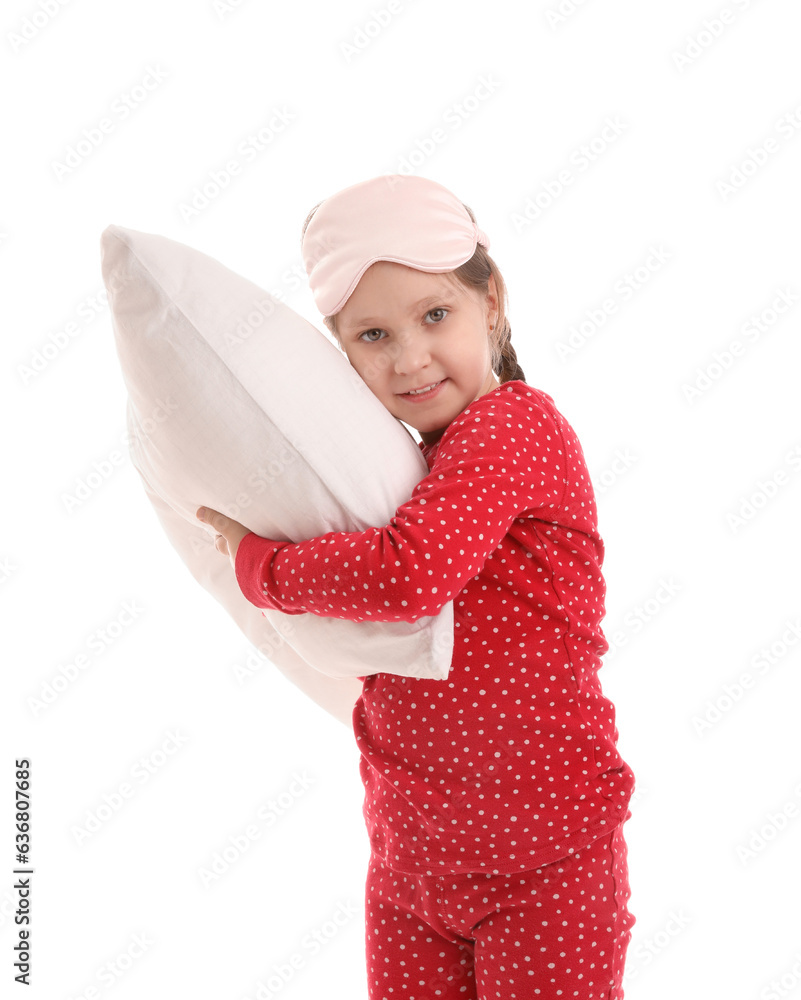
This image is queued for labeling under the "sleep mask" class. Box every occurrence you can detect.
[302,174,491,316]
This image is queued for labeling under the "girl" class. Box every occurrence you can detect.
[196,174,636,999]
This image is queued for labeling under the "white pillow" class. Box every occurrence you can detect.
[100,225,454,726]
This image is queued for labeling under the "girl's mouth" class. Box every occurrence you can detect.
[399,379,447,402]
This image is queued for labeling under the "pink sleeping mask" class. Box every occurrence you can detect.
[302,174,491,317]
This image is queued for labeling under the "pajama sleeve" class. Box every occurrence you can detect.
[234,391,568,623]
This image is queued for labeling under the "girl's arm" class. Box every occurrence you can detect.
[219,391,566,624]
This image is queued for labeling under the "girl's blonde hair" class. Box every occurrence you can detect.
[300,200,526,385]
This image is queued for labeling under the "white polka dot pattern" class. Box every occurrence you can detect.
[235,381,635,876]
[364,822,635,998]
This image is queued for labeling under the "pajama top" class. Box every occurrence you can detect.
[235,379,635,876]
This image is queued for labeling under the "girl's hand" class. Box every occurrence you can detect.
[196,506,251,570]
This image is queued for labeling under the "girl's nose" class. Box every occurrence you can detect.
[393,333,431,375]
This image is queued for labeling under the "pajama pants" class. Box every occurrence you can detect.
[364,822,635,999]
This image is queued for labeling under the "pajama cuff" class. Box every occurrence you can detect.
[234,531,294,612]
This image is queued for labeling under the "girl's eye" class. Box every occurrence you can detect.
[357,308,447,342]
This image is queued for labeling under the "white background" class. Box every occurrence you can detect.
[3,1,801,998]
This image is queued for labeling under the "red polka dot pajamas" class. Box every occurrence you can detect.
[235,380,636,999]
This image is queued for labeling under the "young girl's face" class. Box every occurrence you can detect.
[335,261,500,446]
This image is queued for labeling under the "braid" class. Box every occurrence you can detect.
[494,321,526,384]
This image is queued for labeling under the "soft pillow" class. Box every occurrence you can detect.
[99,225,454,726]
